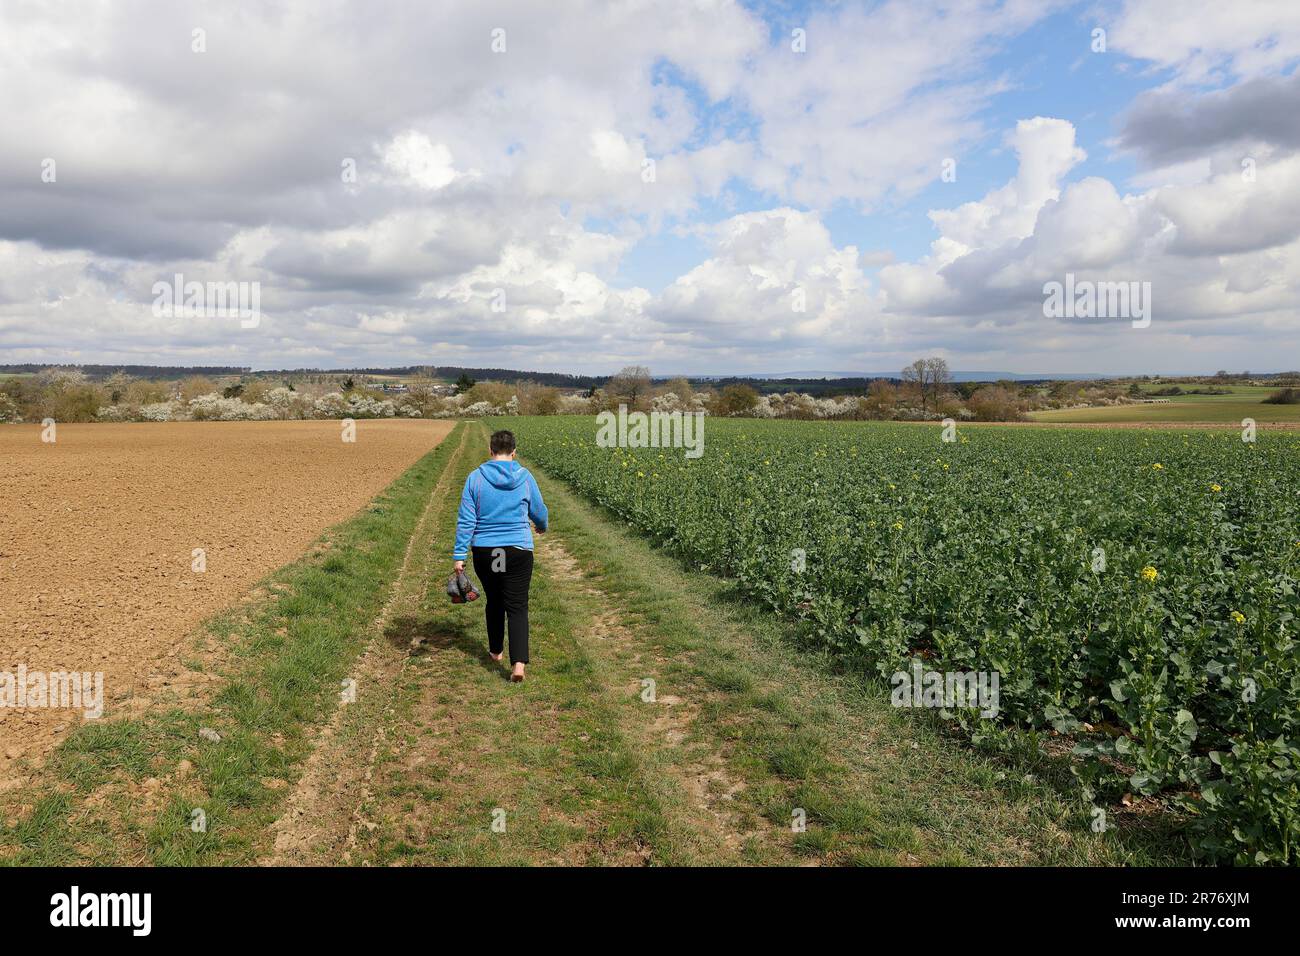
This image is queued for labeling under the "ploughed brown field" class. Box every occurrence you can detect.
[0,420,453,785]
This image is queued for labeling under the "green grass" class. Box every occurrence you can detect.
[1031,381,1298,423]
[338,431,690,865]
[1134,383,1279,401]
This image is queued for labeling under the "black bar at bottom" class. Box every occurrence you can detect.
[0,865,1286,941]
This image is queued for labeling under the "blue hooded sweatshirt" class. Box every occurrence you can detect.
[453,459,548,560]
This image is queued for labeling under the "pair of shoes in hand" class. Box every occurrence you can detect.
[446,570,479,603]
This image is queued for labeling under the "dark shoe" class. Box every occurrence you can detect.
[446,571,480,603]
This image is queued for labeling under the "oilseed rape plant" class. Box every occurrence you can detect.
[509,417,1300,864]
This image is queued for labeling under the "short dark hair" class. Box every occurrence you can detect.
[490,429,516,454]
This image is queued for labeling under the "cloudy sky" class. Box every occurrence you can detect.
[1,0,1297,375]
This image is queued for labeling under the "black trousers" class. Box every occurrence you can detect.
[470,546,534,664]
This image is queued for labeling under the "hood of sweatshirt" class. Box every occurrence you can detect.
[477,459,528,490]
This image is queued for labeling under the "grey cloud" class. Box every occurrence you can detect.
[1118,72,1300,167]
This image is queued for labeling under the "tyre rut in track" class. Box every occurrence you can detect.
[261,425,472,865]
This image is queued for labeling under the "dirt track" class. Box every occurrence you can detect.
[0,420,452,783]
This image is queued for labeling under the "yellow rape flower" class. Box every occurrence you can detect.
[1140,565,1158,583]
[1230,610,1246,625]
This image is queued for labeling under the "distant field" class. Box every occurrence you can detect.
[1134,384,1279,402]
[1031,401,1300,424]
[363,372,451,386]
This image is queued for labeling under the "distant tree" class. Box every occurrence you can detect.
[714,383,760,417]
[925,357,952,399]
[658,376,695,407]
[901,357,951,414]
[517,382,560,416]
[464,381,513,411]
[1049,380,1080,400]
[30,368,103,422]
[607,365,653,410]
[862,379,898,420]
[455,372,476,394]
[223,382,244,399]
[0,392,21,424]
[179,375,218,401]
[341,376,356,392]
[104,371,133,404]
[967,386,1026,422]
[404,376,441,416]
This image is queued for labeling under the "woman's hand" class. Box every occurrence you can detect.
[453,560,465,573]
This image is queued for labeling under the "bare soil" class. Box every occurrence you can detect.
[0,420,453,784]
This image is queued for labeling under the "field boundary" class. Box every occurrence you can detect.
[263,423,473,864]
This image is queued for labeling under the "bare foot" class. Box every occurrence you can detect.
[511,663,525,682]
[490,652,503,662]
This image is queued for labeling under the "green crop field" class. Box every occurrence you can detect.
[1132,384,1279,402]
[1031,383,1300,423]
[1031,402,1300,424]
[510,416,1300,864]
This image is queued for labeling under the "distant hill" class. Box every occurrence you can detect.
[266,366,605,389]
[0,363,250,379]
[6,363,1288,389]
[712,370,1111,382]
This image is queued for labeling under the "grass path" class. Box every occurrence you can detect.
[341,423,1184,865]
[261,423,473,864]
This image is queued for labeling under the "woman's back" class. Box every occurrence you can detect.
[456,459,548,554]
[451,430,547,682]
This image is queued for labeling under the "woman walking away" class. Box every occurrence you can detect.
[453,430,548,682]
